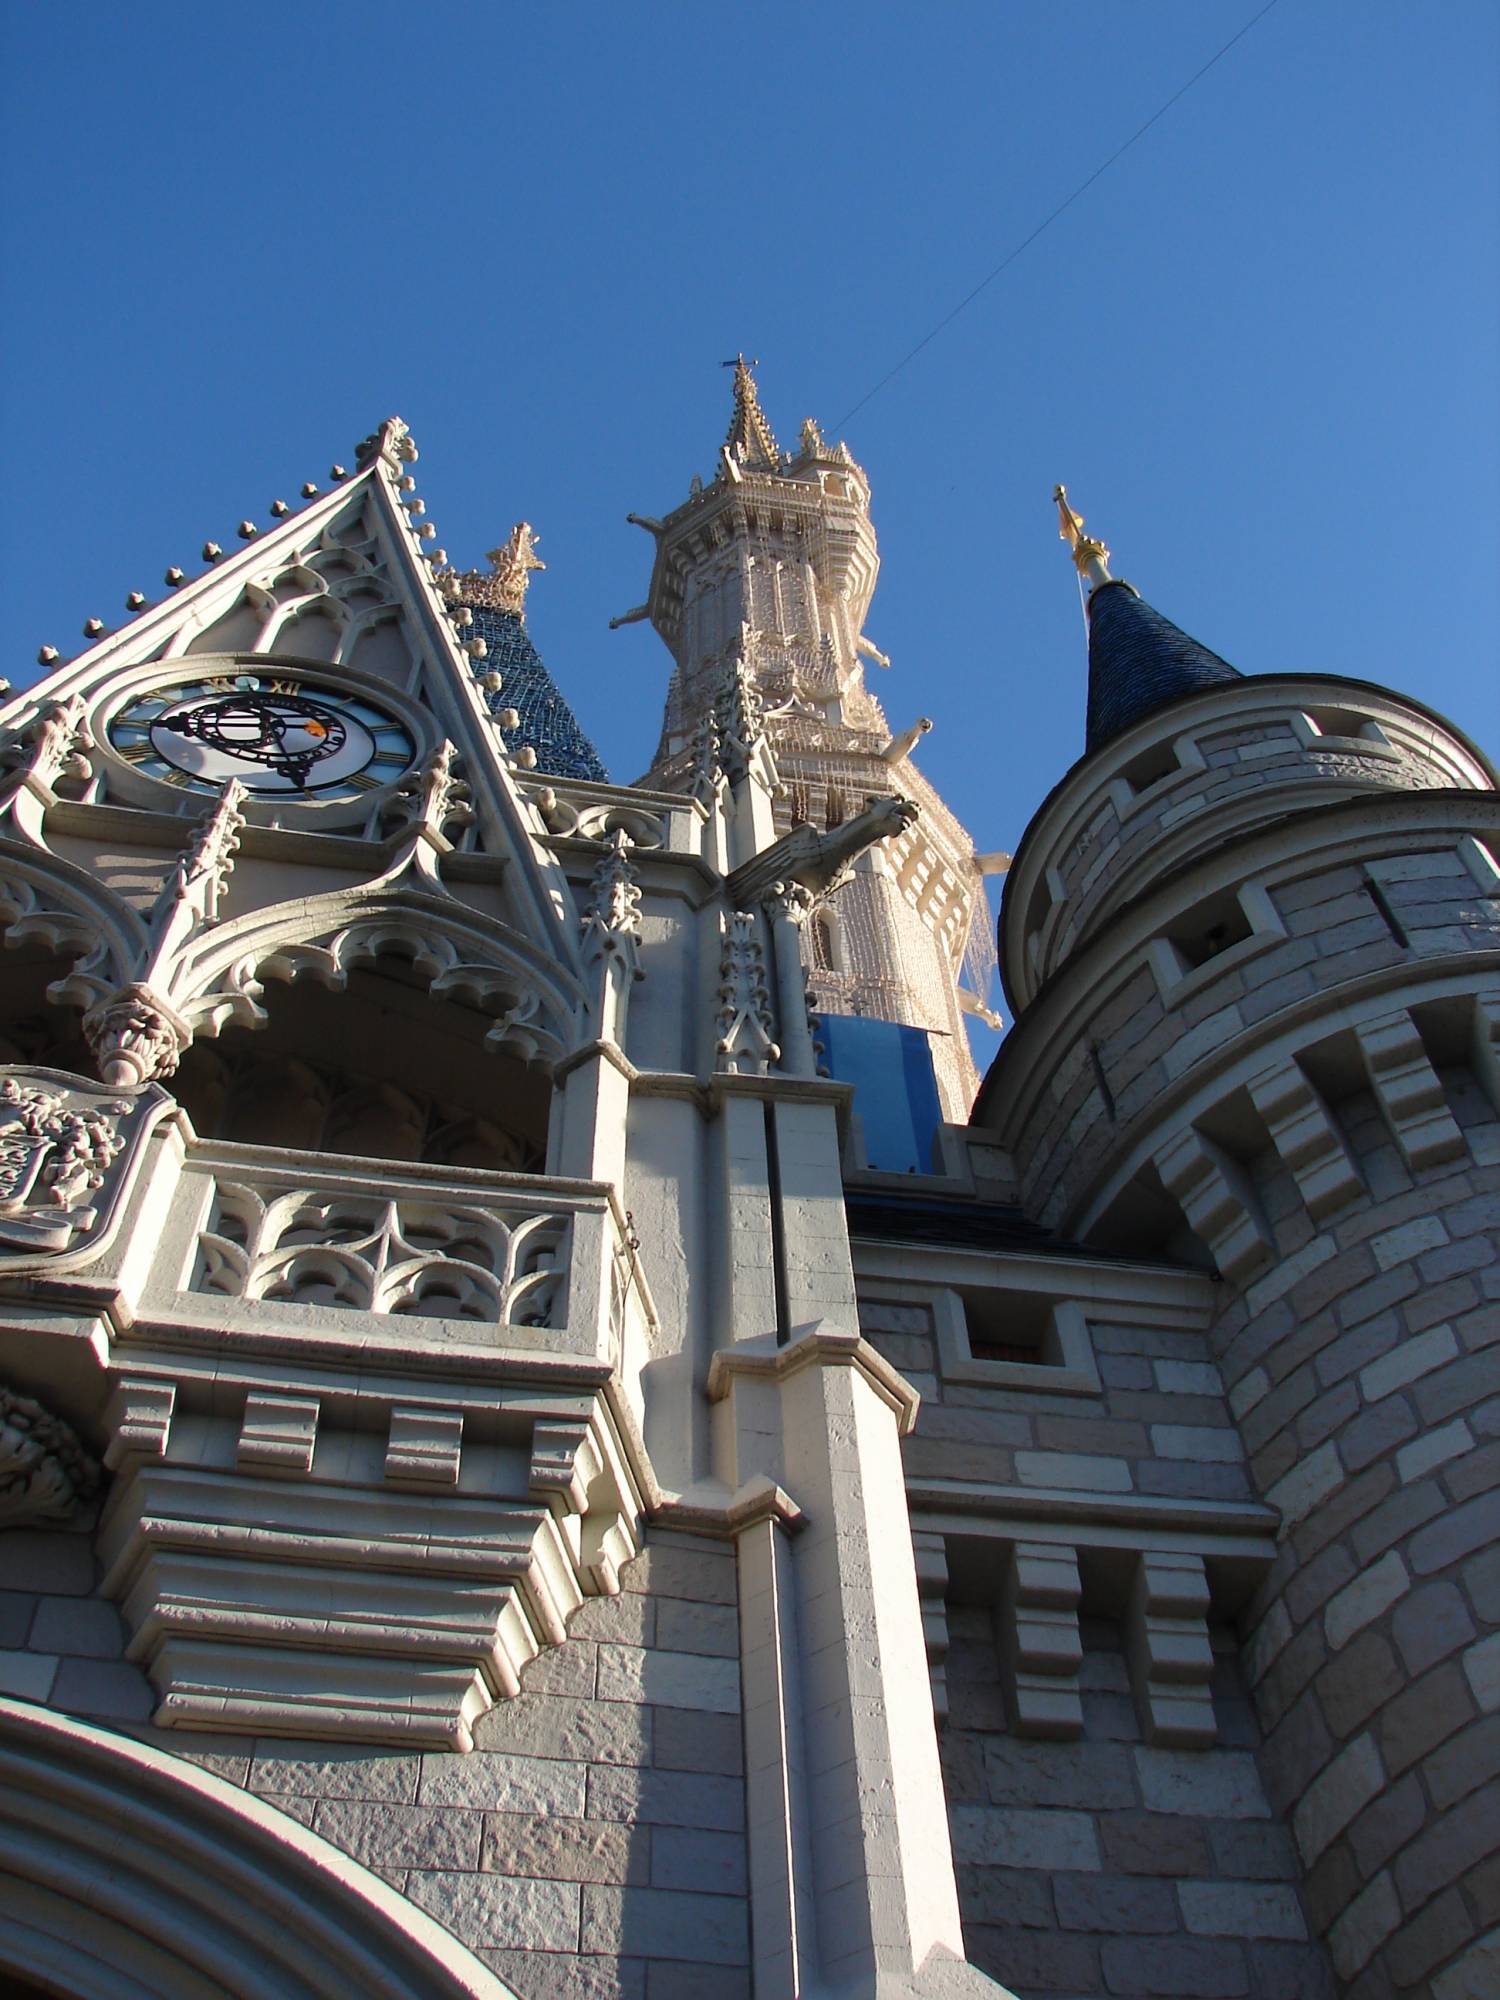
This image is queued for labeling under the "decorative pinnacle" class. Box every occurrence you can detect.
[722,354,779,469]
[1053,484,1113,592]
[448,522,546,617]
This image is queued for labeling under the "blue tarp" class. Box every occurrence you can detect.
[819,1015,943,1174]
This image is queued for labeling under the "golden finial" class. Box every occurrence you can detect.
[1053,484,1112,588]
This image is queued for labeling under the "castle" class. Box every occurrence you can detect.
[0,371,1494,2000]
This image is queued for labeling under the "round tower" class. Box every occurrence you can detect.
[978,494,1500,1994]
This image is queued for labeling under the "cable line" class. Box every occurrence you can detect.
[832,0,1284,432]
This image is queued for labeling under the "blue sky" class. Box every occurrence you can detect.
[3,4,1496,1033]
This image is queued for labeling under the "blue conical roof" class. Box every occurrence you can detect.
[463,603,609,784]
[1086,580,1241,752]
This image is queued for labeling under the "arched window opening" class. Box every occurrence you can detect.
[811,909,843,975]
[173,959,549,1172]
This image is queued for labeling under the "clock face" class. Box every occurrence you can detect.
[108,673,416,799]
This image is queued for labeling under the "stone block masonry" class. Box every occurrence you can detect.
[1214,1129,1500,1997]
[1,1515,748,2000]
[941,1614,1334,1998]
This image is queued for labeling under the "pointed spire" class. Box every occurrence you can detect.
[439,526,607,785]
[722,355,779,470]
[1054,487,1243,752]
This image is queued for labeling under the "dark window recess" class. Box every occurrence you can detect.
[1119,739,1181,796]
[1303,706,1378,742]
[1167,888,1253,970]
[960,1287,1054,1365]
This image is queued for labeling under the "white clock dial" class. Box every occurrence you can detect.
[108,673,416,800]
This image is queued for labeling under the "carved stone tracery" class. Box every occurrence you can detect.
[715,911,780,1074]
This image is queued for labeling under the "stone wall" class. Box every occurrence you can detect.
[941,1610,1334,1999]
[0,1518,748,2000]
[855,1269,1339,1997]
[1214,1128,1499,1997]
[995,820,1500,1244]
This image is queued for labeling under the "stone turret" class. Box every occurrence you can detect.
[976,497,1500,1993]
[623,361,995,1120]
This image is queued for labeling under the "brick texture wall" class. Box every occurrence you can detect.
[0,1522,748,2000]
[941,1612,1335,1999]
[1214,1134,1499,1998]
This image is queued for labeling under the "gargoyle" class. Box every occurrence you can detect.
[727,793,919,909]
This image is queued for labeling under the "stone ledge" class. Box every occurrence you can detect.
[706,1323,921,1435]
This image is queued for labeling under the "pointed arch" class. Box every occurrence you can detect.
[0,1699,515,2000]
[173,882,586,1067]
[0,841,145,1010]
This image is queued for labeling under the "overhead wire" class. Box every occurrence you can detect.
[831,0,1284,433]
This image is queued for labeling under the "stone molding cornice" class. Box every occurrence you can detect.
[545,834,723,903]
[707,1323,922,1435]
[1003,674,1499,939]
[851,1235,1217,1318]
[622,1067,857,1117]
[40,795,516,887]
[653,1473,806,1539]
[1008,955,1497,1246]
[1005,783,1500,1017]
[552,1037,641,1087]
[907,1479,1279,1548]
[1024,782,1498,1003]
[706,1069,854,1115]
[990,939,1497,1161]
[96,1356,648,1746]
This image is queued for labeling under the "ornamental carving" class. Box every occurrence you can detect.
[385,740,473,841]
[0,1073,126,1253]
[444,522,546,616]
[0,1068,171,1272]
[715,911,780,1075]
[0,1386,100,1526]
[196,1179,568,1327]
[3,695,94,791]
[580,829,644,971]
[83,986,188,1089]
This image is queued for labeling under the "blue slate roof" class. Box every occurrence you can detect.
[1086,580,1242,752]
[463,604,609,784]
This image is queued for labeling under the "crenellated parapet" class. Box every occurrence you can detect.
[1003,674,1494,1011]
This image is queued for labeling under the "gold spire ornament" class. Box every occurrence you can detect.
[1053,485,1113,594]
[446,522,546,616]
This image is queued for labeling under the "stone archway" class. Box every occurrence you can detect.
[0,1700,515,2000]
